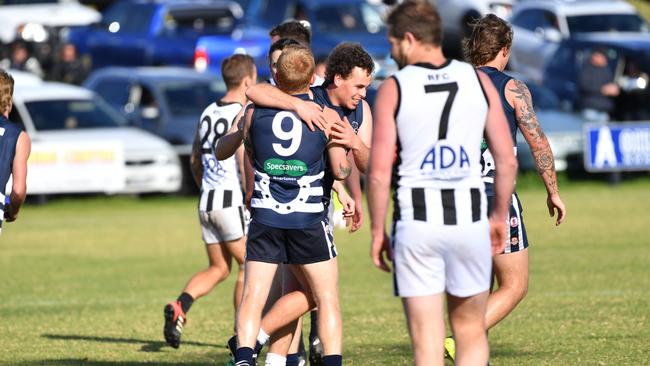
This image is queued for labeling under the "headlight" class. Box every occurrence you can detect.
[18,23,48,43]
[158,153,179,165]
[489,3,513,18]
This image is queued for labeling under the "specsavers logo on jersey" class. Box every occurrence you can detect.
[264,158,308,177]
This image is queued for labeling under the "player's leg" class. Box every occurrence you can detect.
[296,258,342,358]
[445,217,492,366]
[234,222,285,366]
[224,235,247,312]
[402,294,446,366]
[447,291,490,366]
[486,248,528,329]
[163,209,241,349]
[486,194,529,329]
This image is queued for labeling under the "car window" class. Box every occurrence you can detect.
[93,79,131,110]
[25,98,127,131]
[161,81,226,117]
[312,3,384,34]
[567,14,649,33]
[164,8,237,36]
[512,9,542,31]
[527,83,560,110]
[122,4,156,34]
[247,0,290,28]
[540,10,559,30]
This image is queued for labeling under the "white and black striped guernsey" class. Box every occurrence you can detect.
[198,101,244,212]
[392,60,490,225]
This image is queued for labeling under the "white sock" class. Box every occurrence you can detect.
[264,352,286,366]
[257,328,270,346]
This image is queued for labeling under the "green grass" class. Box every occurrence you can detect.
[1,176,649,365]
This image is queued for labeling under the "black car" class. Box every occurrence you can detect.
[541,34,650,121]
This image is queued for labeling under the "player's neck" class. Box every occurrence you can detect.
[221,89,247,106]
[325,87,343,107]
[408,46,447,68]
[483,59,505,71]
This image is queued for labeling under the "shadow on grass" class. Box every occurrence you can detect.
[41,333,221,353]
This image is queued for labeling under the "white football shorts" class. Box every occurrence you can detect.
[199,206,249,245]
[392,219,492,298]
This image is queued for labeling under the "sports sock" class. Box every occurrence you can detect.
[235,347,254,366]
[285,353,301,366]
[177,292,194,314]
[257,328,270,346]
[264,353,286,366]
[309,311,319,339]
[323,355,342,366]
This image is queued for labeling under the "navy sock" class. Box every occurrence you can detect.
[323,355,342,366]
[177,292,194,314]
[235,347,254,366]
[286,353,301,366]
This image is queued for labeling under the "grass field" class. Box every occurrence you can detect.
[1,174,649,365]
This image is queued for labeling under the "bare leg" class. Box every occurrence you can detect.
[297,258,341,355]
[486,249,528,329]
[225,237,247,311]
[448,291,490,366]
[236,261,278,348]
[183,239,239,299]
[401,294,445,366]
[267,266,306,356]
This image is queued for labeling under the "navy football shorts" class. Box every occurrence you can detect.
[487,192,529,254]
[246,220,337,264]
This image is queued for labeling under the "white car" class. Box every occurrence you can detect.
[0,0,100,45]
[508,0,649,81]
[8,74,182,195]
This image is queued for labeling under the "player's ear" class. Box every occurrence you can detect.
[310,74,315,85]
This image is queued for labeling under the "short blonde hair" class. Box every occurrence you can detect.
[276,45,314,94]
[0,69,14,114]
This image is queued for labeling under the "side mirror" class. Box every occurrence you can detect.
[544,28,562,42]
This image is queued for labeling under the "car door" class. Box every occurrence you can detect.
[90,77,134,118]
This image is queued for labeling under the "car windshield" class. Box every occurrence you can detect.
[567,14,650,33]
[162,81,226,117]
[313,3,385,34]
[26,97,127,131]
[165,8,238,35]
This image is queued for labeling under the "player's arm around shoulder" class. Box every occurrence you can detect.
[6,131,31,222]
[215,104,248,160]
[246,83,327,131]
[506,78,566,225]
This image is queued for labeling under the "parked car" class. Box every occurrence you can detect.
[194,0,393,80]
[508,0,649,81]
[514,79,585,172]
[8,73,182,195]
[83,66,227,191]
[67,0,243,69]
[531,34,650,121]
[434,0,517,58]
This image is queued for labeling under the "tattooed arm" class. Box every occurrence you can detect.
[506,79,567,225]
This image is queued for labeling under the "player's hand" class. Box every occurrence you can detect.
[370,230,392,272]
[336,190,355,229]
[547,193,566,226]
[488,214,507,256]
[350,200,363,233]
[295,100,327,131]
[330,117,360,151]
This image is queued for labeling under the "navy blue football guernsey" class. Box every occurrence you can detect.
[248,94,330,229]
[310,84,364,201]
[478,66,518,196]
[0,116,22,232]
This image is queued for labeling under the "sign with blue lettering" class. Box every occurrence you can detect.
[584,123,650,172]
